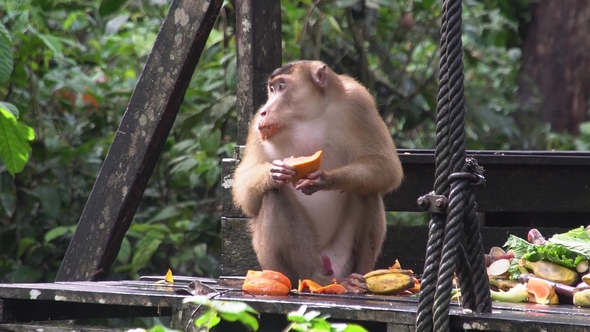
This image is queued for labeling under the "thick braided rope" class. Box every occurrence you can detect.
[431,0,477,329]
[414,0,452,330]
[433,178,467,332]
[456,241,476,309]
[464,183,493,313]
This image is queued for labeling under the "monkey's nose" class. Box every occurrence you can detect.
[260,109,267,117]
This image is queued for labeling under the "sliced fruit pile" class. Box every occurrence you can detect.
[487,226,590,307]
[241,260,420,297]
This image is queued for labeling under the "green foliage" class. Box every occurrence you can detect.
[0,105,35,176]
[285,305,368,332]
[0,0,234,282]
[185,296,259,331]
[131,299,367,332]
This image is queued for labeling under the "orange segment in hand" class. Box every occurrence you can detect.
[284,150,323,181]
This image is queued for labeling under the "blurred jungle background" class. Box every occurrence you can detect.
[1,0,590,283]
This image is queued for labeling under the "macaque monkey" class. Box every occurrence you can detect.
[232,60,403,286]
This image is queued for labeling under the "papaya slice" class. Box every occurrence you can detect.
[526,277,558,304]
[242,270,292,296]
[298,279,346,294]
[284,150,323,181]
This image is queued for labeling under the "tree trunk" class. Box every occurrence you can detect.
[518,1,590,135]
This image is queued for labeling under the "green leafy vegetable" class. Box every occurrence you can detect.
[504,227,590,279]
[549,226,590,258]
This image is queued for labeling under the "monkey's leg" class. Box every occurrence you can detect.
[250,190,328,285]
[351,196,387,274]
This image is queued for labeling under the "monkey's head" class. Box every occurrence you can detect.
[257,61,333,141]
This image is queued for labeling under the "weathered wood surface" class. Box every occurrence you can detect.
[235,0,282,144]
[2,280,590,332]
[0,324,129,332]
[221,219,570,276]
[56,0,224,282]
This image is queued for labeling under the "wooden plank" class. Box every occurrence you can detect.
[222,148,590,218]
[0,324,128,332]
[56,0,224,282]
[221,221,570,276]
[1,299,171,323]
[2,280,590,331]
[235,0,282,144]
[221,217,260,276]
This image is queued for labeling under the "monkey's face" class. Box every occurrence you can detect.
[257,69,324,141]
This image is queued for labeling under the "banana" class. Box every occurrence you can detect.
[364,269,415,295]
[519,258,578,285]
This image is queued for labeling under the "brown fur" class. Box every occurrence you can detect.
[232,60,403,285]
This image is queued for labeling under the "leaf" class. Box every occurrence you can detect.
[420,0,436,10]
[105,13,131,35]
[237,312,259,331]
[0,102,19,118]
[334,0,360,8]
[37,34,64,57]
[18,237,37,257]
[287,305,309,323]
[8,265,43,282]
[215,301,253,315]
[117,236,132,264]
[341,323,369,332]
[32,186,61,218]
[326,15,343,35]
[579,121,590,136]
[183,295,212,306]
[131,231,164,272]
[194,310,221,329]
[44,226,74,244]
[145,206,181,224]
[0,107,35,176]
[0,22,13,84]
[549,226,590,258]
[99,0,127,17]
[0,190,15,218]
[200,128,221,155]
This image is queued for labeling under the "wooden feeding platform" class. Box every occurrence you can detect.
[2,276,590,331]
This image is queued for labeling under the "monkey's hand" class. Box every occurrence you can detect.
[270,160,297,188]
[294,170,331,195]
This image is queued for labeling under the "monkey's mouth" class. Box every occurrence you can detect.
[258,123,282,141]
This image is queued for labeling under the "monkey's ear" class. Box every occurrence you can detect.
[312,65,328,88]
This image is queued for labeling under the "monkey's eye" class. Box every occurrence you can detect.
[277,82,286,91]
[269,85,275,93]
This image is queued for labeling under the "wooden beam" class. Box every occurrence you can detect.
[235,0,282,145]
[56,0,223,281]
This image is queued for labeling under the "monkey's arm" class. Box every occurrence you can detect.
[297,113,403,196]
[232,159,274,217]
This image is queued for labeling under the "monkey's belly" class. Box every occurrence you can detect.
[291,188,359,277]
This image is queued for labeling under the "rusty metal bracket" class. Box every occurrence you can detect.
[417,192,448,213]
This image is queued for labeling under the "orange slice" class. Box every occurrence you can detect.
[284,150,323,181]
